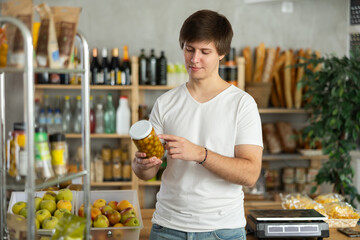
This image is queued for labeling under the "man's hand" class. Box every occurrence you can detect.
[133,151,162,170]
[158,134,204,163]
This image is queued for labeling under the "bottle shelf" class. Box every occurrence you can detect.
[0,67,85,73]
[139,85,175,90]
[65,133,130,139]
[90,181,132,187]
[6,170,88,191]
[35,84,133,90]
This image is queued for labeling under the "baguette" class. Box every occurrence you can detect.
[261,48,276,83]
[252,42,266,82]
[290,49,297,102]
[294,49,305,109]
[270,85,280,107]
[313,50,322,72]
[284,50,293,108]
[272,52,286,107]
[242,46,253,83]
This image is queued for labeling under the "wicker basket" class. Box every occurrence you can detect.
[245,82,272,108]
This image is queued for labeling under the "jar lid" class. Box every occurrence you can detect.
[49,133,66,142]
[129,120,152,140]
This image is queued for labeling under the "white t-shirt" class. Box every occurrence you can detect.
[150,83,263,232]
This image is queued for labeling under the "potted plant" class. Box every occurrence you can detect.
[298,50,360,205]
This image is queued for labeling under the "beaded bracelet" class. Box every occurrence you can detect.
[199,147,208,165]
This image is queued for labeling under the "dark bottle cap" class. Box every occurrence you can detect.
[35,125,47,133]
[13,122,25,131]
[49,133,66,142]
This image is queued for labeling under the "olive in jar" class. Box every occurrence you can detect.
[129,120,164,159]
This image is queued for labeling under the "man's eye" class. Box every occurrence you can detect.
[186,48,194,52]
[202,51,210,55]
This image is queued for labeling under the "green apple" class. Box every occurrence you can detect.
[42,216,59,229]
[54,208,71,219]
[35,219,40,229]
[40,200,57,214]
[124,216,140,226]
[34,197,42,211]
[19,207,28,218]
[36,209,51,224]
[120,207,135,224]
[93,214,109,228]
[106,210,121,225]
[93,198,106,209]
[42,191,57,201]
[56,189,73,202]
[12,201,27,215]
[108,201,118,210]
[100,205,113,215]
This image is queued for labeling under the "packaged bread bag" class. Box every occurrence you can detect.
[35,3,61,68]
[1,0,33,67]
[51,6,81,68]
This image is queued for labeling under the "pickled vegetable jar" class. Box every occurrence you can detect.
[129,120,164,159]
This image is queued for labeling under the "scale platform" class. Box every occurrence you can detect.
[246,209,329,239]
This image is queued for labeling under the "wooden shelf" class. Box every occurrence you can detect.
[90,181,132,187]
[65,133,130,139]
[139,85,175,90]
[35,84,133,90]
[263,153,327,161]
[139,180,161,186]
[258,108,309,114]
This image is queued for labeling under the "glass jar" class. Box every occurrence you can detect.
[129,120,164,159]
[112,149,122,181]
[7,122,27,179]
[102,146,113,181]
[49,133,68,177]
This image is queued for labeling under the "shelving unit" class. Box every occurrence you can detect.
[0,17,92,239]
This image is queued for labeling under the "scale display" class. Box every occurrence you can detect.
[249,209,327,221]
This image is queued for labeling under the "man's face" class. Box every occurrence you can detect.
[183,41,224,81]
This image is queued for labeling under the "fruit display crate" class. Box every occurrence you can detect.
[7,190,77,235]
[75,190,143,240]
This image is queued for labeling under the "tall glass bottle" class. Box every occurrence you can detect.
[148,49,157,85]
[73,96,82,133]
[104,93,116,133]
[90,96,95,133]
[95,103,104,134]
[70,47,81,85]
[110,48,121,86]
[91,48,101,85]
[62,95,72,133]
[139,49,148,85]
[116,96,131,135]
[121,45,131,85]
[101,48,110,85]
[157,51,167,85]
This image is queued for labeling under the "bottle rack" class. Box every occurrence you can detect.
[0,16,92,239]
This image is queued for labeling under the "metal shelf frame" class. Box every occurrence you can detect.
[0,16,91,240]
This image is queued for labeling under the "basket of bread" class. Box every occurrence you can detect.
[281,193,360,228]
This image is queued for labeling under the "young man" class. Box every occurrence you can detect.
[132,9,263,240]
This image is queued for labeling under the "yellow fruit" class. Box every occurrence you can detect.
[117,200,133,212]
[12,201,27,215]
[56,200,72,211]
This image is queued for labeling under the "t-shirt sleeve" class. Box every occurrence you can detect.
[236,95,263,147]
[149,99,164,136]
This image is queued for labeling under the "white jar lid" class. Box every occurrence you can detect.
[129,120,153,140]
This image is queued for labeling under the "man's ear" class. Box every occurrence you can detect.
[219,55,225,61]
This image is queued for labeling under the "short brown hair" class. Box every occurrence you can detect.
[179,10,233,56]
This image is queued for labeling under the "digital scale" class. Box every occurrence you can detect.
[246,209,329,239]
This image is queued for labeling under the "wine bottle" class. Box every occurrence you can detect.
[139,49,148,85]
[121,45,131,85]
[110,48,121,86]
[100,48,110,85]
[157,51,167,85]
[148,49,157,85]
[90,48,101,85]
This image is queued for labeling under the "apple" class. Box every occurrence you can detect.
[56,189,73,202]
[40,200,57,214]
[108,200,118,210]
[54,208,71,219]
[34,197,42,211]
[19,207,27,218]
[106,209,121,225]
[124,216,140,227]
[93,199,106,209]
[117,200,133,212]
[78,203,93,218]
[91,208,102,220]
[100,205,113,215]
[113,222,123,227]
[36,209,51,224]
[42,216,59,229]
[35,219,40,229]
[42,191,57,201]
[120,207,135,224]
[12,201,27,214]
[93,214,109,228]
[56,199,72,211]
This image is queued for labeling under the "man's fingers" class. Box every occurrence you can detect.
[158,134,179,141]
